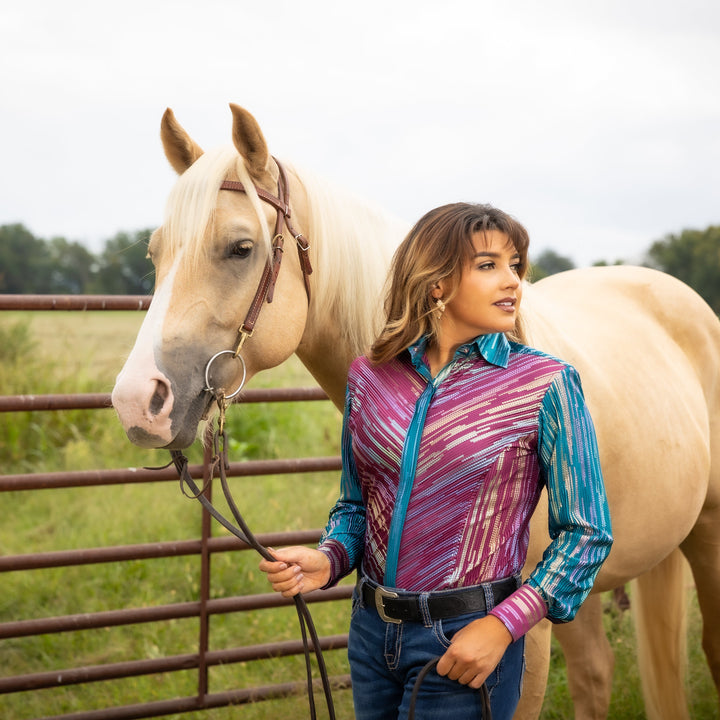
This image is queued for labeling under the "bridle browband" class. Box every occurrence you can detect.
[219,158,312,357]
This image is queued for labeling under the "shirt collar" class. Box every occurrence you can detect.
[408,332,511,371]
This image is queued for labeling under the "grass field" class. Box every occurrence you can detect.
[0,310,717,719]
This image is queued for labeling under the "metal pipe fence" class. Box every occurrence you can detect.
[0,295,351,719]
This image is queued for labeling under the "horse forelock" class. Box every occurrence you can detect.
[288,162,408,357]
[162,146,273,273]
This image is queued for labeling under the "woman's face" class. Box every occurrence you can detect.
[433,230,522,347]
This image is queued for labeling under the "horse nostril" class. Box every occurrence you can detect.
[149,380,170,415]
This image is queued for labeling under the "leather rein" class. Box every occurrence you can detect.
[166,161,337,719]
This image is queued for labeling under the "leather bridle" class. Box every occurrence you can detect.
[220,158,312,356]
[203,158,313,402]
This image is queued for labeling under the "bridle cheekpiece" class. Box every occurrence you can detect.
[203,158,312,403]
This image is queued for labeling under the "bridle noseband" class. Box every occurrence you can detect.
[203,158,313,401]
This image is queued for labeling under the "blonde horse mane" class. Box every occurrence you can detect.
[287,162,408,357]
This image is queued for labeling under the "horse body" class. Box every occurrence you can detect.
[111,105,720,719]
[520,267,720,719]
[524,266,715,583]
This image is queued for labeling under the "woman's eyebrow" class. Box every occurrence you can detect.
[472,250,521,259]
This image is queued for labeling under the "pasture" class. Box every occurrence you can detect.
[0,310,716,718]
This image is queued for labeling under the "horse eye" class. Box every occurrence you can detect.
[228,241,252,260]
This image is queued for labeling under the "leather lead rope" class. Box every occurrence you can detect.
[408,657,492,720]
[169,403,336,720]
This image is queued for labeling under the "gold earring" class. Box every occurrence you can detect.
[434,297,446,320]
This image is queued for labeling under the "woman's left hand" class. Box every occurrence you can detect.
[435,615,513,689]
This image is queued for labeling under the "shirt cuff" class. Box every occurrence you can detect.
[489,584,548,642]
[317,539,351,589]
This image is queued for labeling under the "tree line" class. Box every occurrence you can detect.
[0,224,154,296]
[530,225,720,315]
[1,222,718,315]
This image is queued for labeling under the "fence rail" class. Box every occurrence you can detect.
[1,295,351,719]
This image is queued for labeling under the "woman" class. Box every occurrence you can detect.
[260,203,613,719]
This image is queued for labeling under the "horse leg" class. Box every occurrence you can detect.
[612,585,630,611]
[681,502,720,710]
[552,593,614,720]
[632,548,690,720]
[513,619,552,720]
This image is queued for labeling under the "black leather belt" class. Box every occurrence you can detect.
[361,576,519,624]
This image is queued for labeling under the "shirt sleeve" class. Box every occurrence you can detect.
[490,364,613,639]
[317,386,366,587]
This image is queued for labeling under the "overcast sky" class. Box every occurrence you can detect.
[2,0,719,267]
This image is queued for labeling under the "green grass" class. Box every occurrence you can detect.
[0,311,717,719]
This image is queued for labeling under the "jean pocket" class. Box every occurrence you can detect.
[434,611,488,650]
[434,615,468,649]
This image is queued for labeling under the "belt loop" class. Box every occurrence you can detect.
[356,575,369,609]
[482,582,496,613]
[418,592,433,628]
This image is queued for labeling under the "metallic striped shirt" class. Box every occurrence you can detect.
[318,333,612,639]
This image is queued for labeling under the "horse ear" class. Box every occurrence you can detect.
[160,108,204,174]
[229,103,271,180]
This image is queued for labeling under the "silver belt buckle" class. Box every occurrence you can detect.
[374,585,402,624]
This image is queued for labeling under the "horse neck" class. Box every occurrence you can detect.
[288,164,407,408]
[295,333,357,410]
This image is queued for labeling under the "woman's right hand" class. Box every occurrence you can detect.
[258,546,331,597]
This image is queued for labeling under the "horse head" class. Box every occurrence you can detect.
[112,105,314,449]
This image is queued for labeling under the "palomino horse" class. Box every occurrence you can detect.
[111,104,720,719]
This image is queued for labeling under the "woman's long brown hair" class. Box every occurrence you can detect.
[369,202,530,365]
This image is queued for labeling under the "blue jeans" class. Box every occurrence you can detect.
[348,580,525,720]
